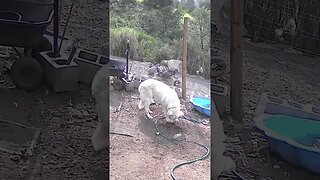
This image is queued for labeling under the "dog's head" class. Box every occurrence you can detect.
[168,107,184,122]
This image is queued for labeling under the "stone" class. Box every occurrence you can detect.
[10,155,20,162]
[273,164,280,169]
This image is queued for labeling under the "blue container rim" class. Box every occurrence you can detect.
[254,113,320,153]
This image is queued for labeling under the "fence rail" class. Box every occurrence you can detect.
[243,0,320,55]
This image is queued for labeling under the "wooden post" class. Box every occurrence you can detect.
[230,0,243,122]
[182,17,189,100]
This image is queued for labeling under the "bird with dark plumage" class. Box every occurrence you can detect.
[148,65,158,75]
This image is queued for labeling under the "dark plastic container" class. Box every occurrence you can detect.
[109,57,126,77]
[0,0,54,47]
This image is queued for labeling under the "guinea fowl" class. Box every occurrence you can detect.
[148,64,158,75]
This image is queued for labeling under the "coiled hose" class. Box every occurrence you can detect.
[155,117,210,180]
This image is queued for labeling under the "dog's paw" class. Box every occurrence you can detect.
[146,113,153,119]
[165,118,175,124]
[92,148,106,157]
[91,125,108,151]
[138,100,144,110]
[91,134,107,151]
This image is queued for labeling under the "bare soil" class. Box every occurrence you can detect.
[0,0,319,179]
[0,1,108,179]
[0,1,211,179]
[108,63,211,180]
[214,34,320,180]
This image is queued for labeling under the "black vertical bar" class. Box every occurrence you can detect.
[58,0,75,52]
[126,40,130,79]
[53,0,59,56]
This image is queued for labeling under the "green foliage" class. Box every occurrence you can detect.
[110,28,159,61]
[182,0,196,12]
[198,0,210,9]
[189,7,210,50]
[110,0,211,78]
[187,38,210,77]
[141,0,174,9]
[152,42,178,62]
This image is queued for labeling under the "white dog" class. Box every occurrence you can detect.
[138,79,184,123]
[91,64,109,151]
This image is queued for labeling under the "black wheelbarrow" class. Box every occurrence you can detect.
[109,56,128,90]
[0,0,54,90]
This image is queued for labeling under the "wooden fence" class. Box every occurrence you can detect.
[244,0,320,55]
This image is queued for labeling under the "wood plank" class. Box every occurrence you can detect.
[230,0,244,122]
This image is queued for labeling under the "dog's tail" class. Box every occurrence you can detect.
[91,121,108,151]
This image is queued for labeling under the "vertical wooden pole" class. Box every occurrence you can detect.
[182,17,189,100]
[230,0,243,122]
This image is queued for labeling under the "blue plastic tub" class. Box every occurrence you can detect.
[190,94,211,117]
[254,114,320,174]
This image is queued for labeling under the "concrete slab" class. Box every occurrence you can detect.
[110,121,134,137]
[211,83,229,115]
[73,48,107,86]
[38,51,79,92]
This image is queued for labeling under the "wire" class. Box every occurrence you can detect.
[110,132,133,137]
[240,1,320,56]
[154,117,210,180]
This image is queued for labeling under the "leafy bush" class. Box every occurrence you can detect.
[187,38,210,78]
[109,1,211,78]
[110,28,183,63]
[110,28,158,61]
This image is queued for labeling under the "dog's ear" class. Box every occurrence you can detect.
[168,110,174,120]
[178,111,184,117]
[168,109,174,116]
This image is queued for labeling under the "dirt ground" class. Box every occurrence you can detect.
[1,0,320,179]
[0,1,211,179]
[109,61,211,180]
[0,1,108,179]
[213,34,320,179]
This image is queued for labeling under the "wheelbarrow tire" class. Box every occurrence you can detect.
[31,36,53,57]
[113,79,124,90]
[11,57,43,90]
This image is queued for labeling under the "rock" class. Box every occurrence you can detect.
[67,107,83,119]
[273,164,280,169]
[82,110,90,117]
[10,155,20,162]
[160,59,181,73]
[173,133,182,139]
